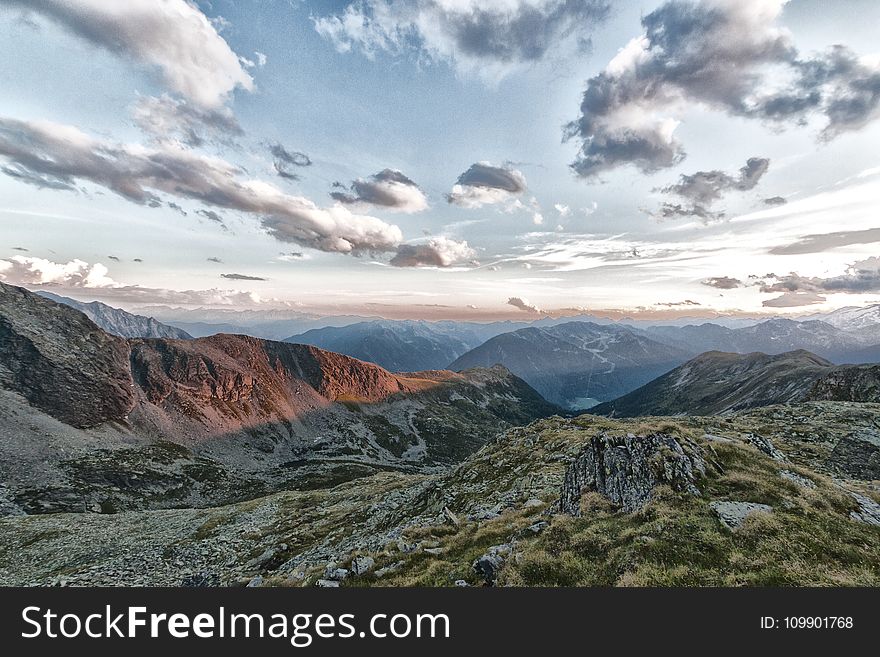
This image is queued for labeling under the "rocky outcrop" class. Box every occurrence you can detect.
[560,432,706,515]
[710,501,773,529]
[807,366,880,402]
[827,432,880,480]
[0,282,134,428]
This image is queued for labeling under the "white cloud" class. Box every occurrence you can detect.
[390,236,476,267]
[0,255,119,288]
[9,0,253,108]
[507,296,543,313]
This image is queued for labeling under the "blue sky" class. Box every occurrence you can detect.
[2,0,880,319]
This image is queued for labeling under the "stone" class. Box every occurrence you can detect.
[710,501,773,529]
[316,579,340,588]
[374,561,404,578]
[454,580,469,587]
[779,470,816,489]
[849,492,880,527]
[524,521,549,535]
[746,433,786,462]
[472,543,513,586]
[443,506,461,526]
[180,572,220,587]
[702,433,734,444]
[560,432,705,515]
[424,547,444,555]
[323,565,349,581]
[351,555,375,575]
[246,575,264,588]
[828,433,880,480]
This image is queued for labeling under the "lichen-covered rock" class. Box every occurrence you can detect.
[710,501,773,529]
[746,433,786,462]
[779,470,816,489]
[472,543,513,585]
[560,432,705,515]
[351,556,375,575]
[849,492,880,527]
[827,432,880,480]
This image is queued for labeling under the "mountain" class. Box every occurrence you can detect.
[286,320,481,371]
[592,350,836,417]
[806,303,880,332]
[642,318,878,363]
[449,321,691,409]
[593,349,880,417]
[0,282,559,513]
[35,291,192,340]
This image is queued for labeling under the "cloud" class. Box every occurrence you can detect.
[12,246,28,252]
[0,255,119,288]
[107,255,120,262]
[0,116,403,254]
[9,0,253,108]
[507,296,543,314]
[133,258,142,263]
[447,162,526,207]
[331,168,429,213]
[1,163,77,191]
[221,273,267,281]
[132,94,243,147]
[554,203,571,217]
[753,259,880,301]
[0,255,268,307]
[206,257,223,263]
[196,209,227,230]
[769,227,880,255]
[763,196,787,206]
[389,236,476,267]
[762,291,826,308]
[270,143,312,181]
[656,299,700,307]
[565,0,880,177]
[312,0,610,80]
[702,276,743,289]
[653,156,770,219]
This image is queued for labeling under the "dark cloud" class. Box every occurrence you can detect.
[763,196,787,207]
[221,273,267,281]
[12,246,28,252]
[566,0,880,177]
[762,291,826,308]
[702,276,743,290]
[0,116,402,254]
[1,163,77,191]
[313,0,610,76]
[196,209,227,230]
[389,237,476,268]
[331,168,428,212]
[447,162,527,207]
[107,255,121,262]
[653,157,769,219]
[769,227,880,255]
[756,258,880,298]
[167,201,187,216]
[207,257,223,263]
[270,143,312,181]
[133,258,143,263]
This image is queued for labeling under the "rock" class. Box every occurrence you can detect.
[710,501,773,529]
[472,544,513,586]
[525,521,549,535]
[246,575,264,588]
[396,539,418,553]
[702,433,734,444]
[442,506,461,527]
[0,485,26,516]
[286,564,309,581]
[827,433,880,480]
[351,556,375,575]
[374,561,404,578]
[180,572,220,587]
[560,432,705,515]
[245,547,278,570]
[849,492,880,527]
[423,547,444,555]
[468,504,501,521]
[779,470,816,489]
[323,565,349,581]
[316,579,340,588]
[454,580,469,587]
[523,498,544,508]
[746,433,786,462]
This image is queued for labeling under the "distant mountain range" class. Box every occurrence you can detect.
[449,322,691,409]
[0,281,559,513]
[36,291,192,339]
[593,349,880,417]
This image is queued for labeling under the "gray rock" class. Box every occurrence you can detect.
[710,501,773,529]
[779,470,816,489]
[245,547,278,570]
[849,492,880,527]
[828,433,880,480]
[443,506,461,526]
[472,543,513,586]
[316,579,340,588]
[351,556,375,575]
[746,433,786,462]
[702,433,734,444]
[246,575,264,588]
[525,521,549,535]
[423,547,444,555]
[560,432,705,515]
[180,572,220,587]
[454,580,469,587]
[323,565,349,581]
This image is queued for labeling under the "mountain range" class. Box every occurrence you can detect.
[0,282,559,514]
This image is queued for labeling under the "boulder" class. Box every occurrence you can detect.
[560,432,705,515]
[351,556,375,575]
[710,501,773,529]
[746,433,786,462]
[472,543,513,585]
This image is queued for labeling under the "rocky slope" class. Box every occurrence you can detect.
[593,349,880,417]
[1,402,877,586]
[450,321,691,409]
[0,282,560,513]
[36,291,192,339]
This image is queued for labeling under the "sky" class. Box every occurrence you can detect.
[1,0,880,320]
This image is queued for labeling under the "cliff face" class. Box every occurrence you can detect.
[806,365,880,402]
[0,283,134,428]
